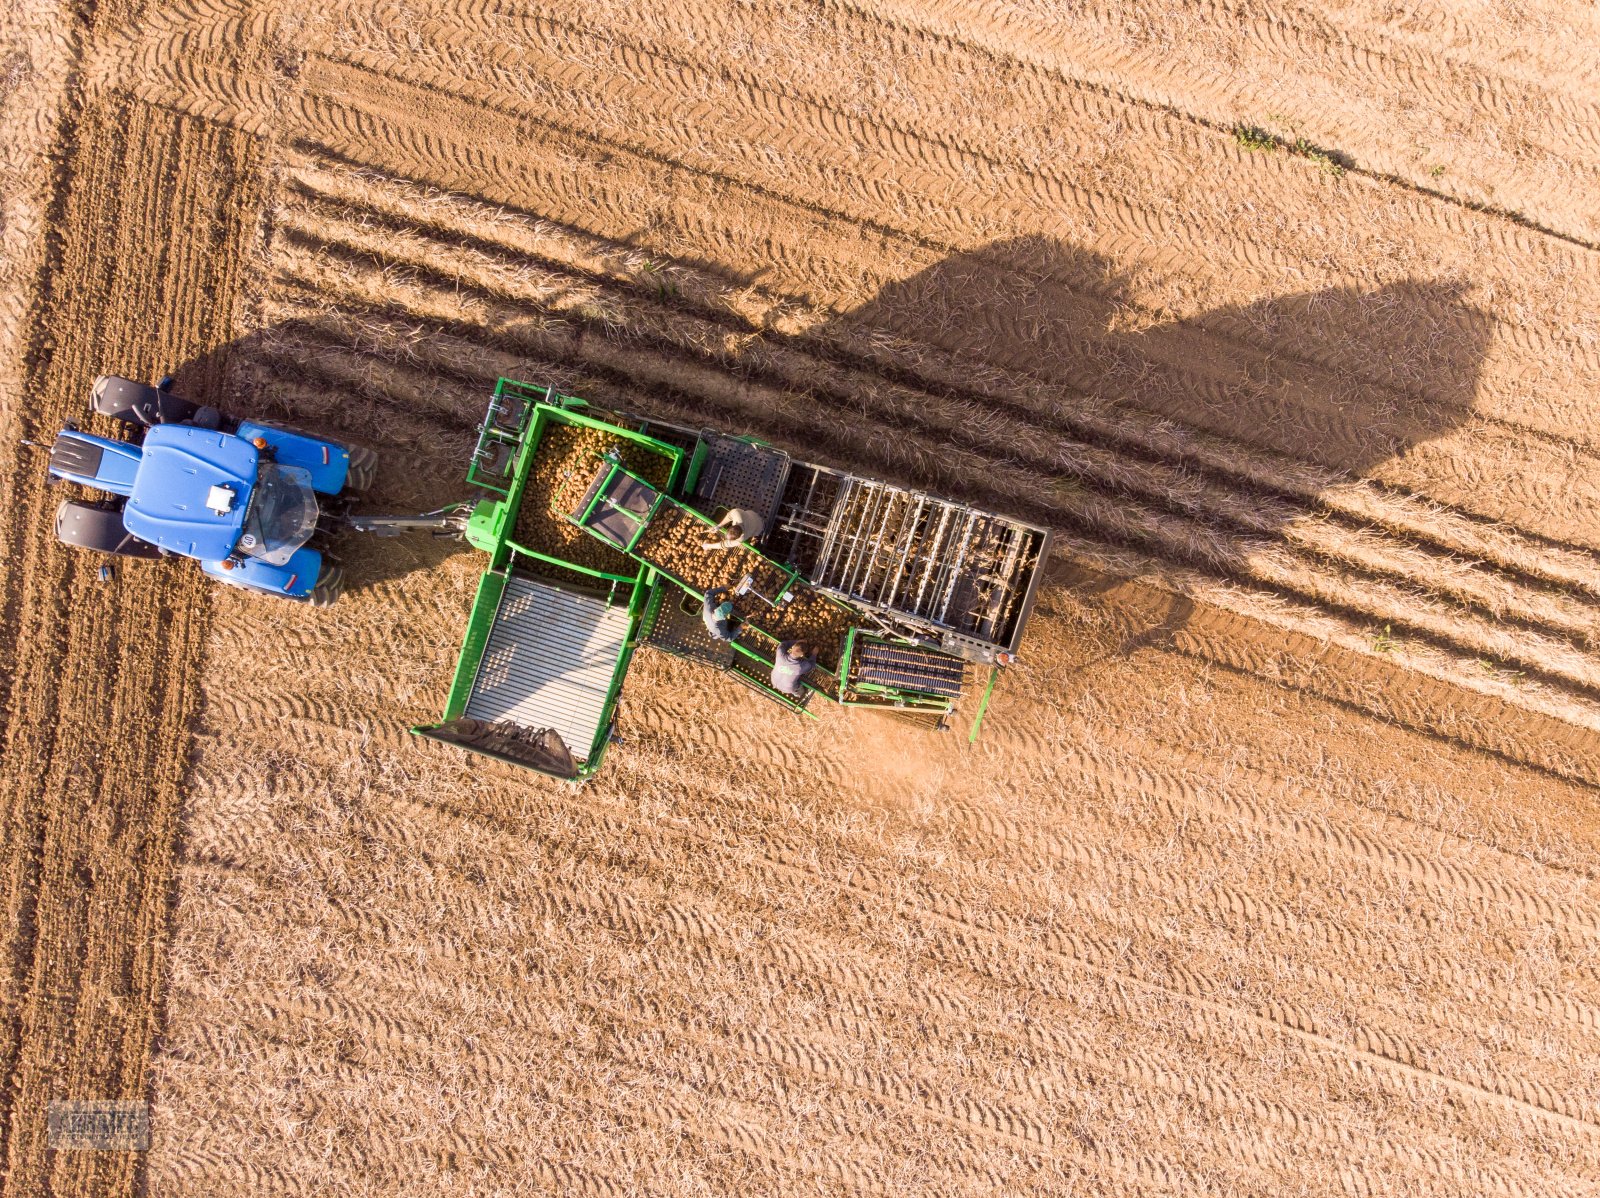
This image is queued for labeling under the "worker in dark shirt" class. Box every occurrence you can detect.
[771,639,816,697]
[702,587,738,641]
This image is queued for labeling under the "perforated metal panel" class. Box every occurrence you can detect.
[644,588,734,667]
[694,435,789,532]
[464,576,631,763]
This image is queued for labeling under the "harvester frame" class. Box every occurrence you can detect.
[416,379,1052,781]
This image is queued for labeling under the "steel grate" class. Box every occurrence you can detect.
[644,588,734,668]
[694,435,790,533]
[464,575,631,763]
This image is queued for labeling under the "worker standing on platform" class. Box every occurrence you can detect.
[702,587,738,642]
[703,507,765,549]
[771,640,816,697]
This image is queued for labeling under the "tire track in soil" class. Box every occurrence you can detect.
[0,96,262,1196]
[296,30,1600,392]
[180,827,1593,1195]
[627,698,1600,1036]
[215,677,1600,1026]
[395,0,1600,339]
[179,987,970,1196]
[190,726,1600,1150]
[116,9,1600,499]
[267,116,1600,554]
[607,759,1600,1123]
[89,0,1600,369]
[184,867,1410,1197]
[1285,0,1600,91]
[131,27,1600,401]
[158,1033,640,1197]
[830,0,1600,245]
[343,931,1548,1198]
[311,951,1373,1197]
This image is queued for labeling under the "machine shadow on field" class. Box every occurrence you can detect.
[843,235,1493,657]
[112,236,1491,647]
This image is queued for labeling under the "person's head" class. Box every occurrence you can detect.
[788,641,811,660]
[716,600,735,619]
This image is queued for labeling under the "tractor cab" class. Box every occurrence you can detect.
[46,375,371,605]
[237,462,320,565]
[121,424,261,560]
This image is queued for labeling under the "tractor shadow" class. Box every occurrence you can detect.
[127,236,1491,643]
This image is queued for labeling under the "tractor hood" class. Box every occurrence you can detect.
[123,425,259,560]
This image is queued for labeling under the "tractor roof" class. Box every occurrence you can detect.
[123,425,259,561]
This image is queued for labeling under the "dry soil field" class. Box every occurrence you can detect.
[5,0,1600,1194]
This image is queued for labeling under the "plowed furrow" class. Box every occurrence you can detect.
[280,155,1600,603]
[833,0,1600,244]
[174,847,1552,1195]
[253,262,1600,735]
[160,58,1600,551]
[186,720,1600,1144]
[400,0,1600,357]
[271,192,1600,654]
[628,700,1600,1030]
[186,803,1600,1177]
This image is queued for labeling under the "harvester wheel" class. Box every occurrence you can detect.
[307,563,346,607]
[345,446,379,493]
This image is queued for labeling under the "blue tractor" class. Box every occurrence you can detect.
[46,375,381,605]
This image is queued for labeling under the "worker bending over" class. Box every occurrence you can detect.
[702,587,739,642]
[703,507,765,549]
[771,640,816,697]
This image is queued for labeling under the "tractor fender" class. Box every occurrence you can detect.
[236,421,351,495]
[200,545,321,600]
[48,429,142,497]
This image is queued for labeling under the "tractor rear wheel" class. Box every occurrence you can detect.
[344,445,378,493]
[91,374,220,430]
[54,500,162,559]
[307,563,346,607]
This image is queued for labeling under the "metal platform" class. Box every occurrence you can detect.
[730,653,813,712]
[642,589,813,714]
[463,575,632,765]
[693,434,790,535]
[644,587,735,668]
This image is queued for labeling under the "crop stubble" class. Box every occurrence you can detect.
[10,0,1600,1195]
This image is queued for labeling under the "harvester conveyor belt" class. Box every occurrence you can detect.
[853,640,966,698]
